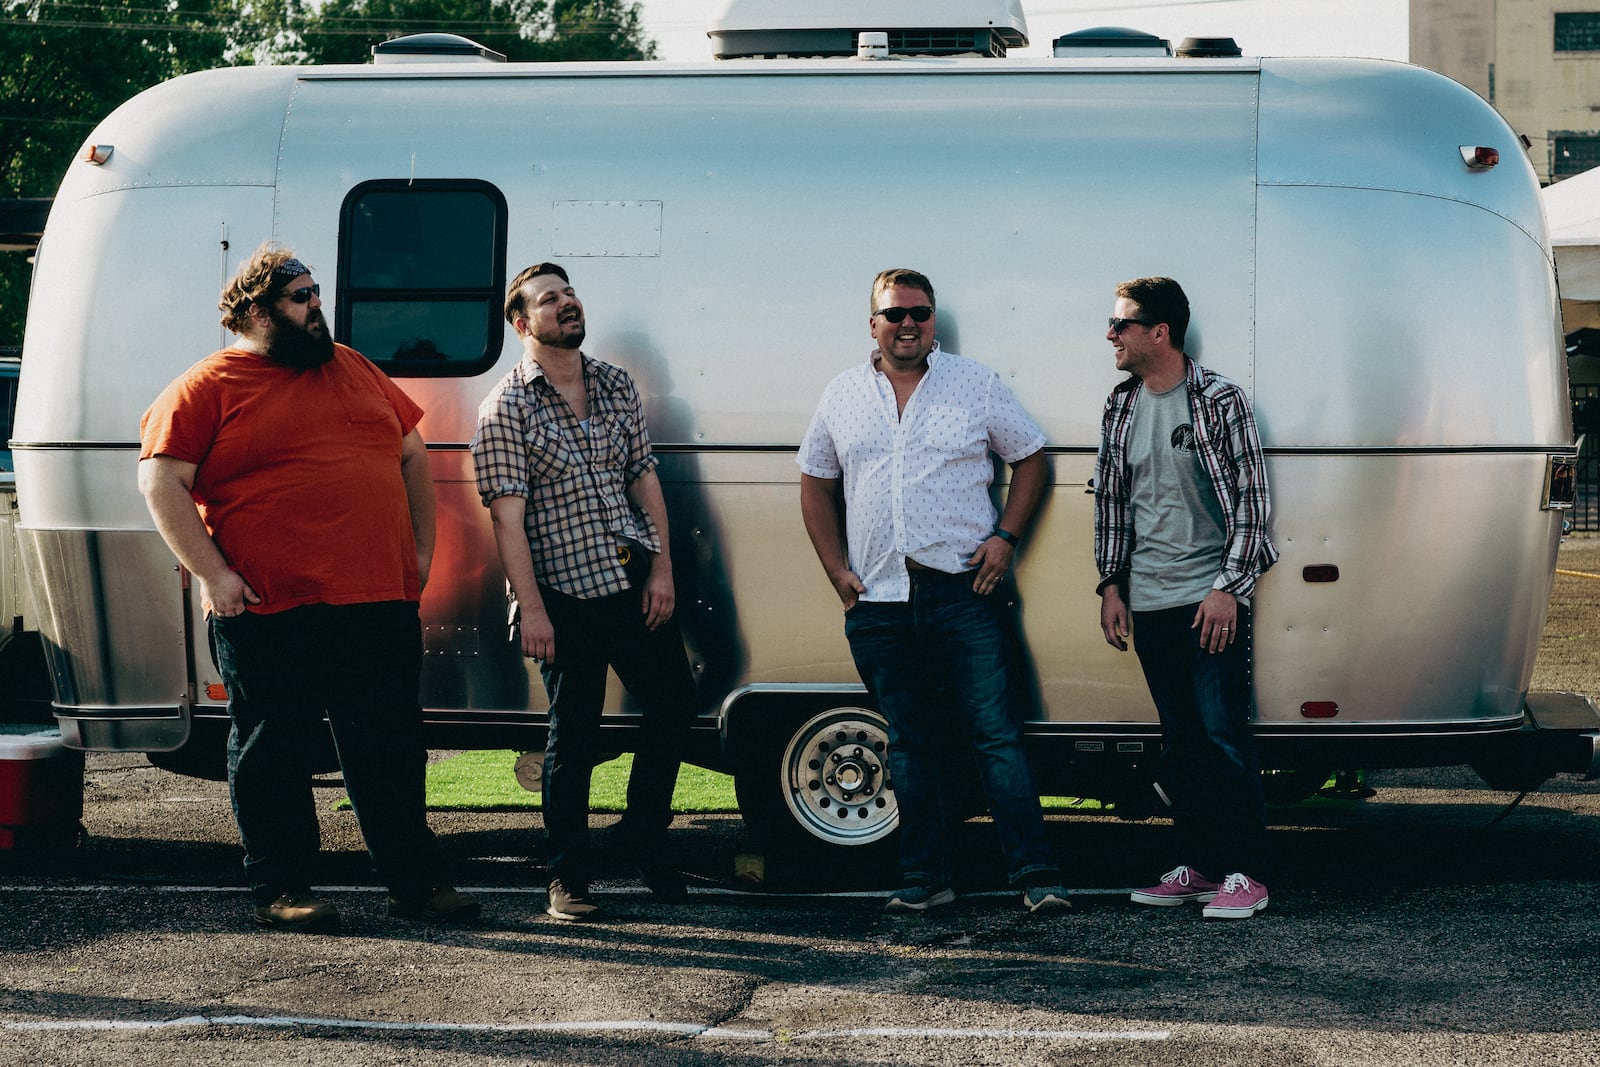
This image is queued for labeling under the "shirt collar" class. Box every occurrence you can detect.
[868,339,942,373]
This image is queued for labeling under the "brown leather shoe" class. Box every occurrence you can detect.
[388,885,482,923]
[253,890,340,933]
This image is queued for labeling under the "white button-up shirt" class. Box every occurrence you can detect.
[798,344,1046,602]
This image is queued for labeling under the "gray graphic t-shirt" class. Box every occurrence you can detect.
[1126,382,1228,611]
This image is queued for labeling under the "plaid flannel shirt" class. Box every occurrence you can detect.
[1094,356,1278,601]
[471,352,658,599]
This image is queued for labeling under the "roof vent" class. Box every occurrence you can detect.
[1052,26,1171,57]
[708,0,1028,60]
[372,33,507,64]
[1176,36,1243,58]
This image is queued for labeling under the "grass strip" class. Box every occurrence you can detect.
[419,749,738,812]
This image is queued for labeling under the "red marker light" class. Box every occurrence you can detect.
[1301,702,1340,719]
[1459,145,1499,169]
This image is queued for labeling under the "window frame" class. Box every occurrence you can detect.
[335,178,508,378]
[1554,12,1600,53]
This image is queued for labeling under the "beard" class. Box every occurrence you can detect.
[264,306,336,369]
[535,316,585,350]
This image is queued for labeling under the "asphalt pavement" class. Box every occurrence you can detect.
[2,754,1600,1066]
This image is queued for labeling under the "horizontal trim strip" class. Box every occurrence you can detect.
[12,441,1578,457]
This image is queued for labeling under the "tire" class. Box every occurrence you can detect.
[734,705,900,854]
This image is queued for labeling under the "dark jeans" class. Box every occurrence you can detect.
[844,569,1059,889]
[210,601,444,904]
[1132,602,1267,879]
[536,583,698,884]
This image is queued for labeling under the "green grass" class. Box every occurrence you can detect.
[417,749,738,812]
[344,751,1354,815]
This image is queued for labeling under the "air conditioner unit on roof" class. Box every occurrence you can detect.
[708,0,1029,60]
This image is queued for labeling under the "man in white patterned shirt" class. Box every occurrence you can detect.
[472,262,696,922]
[798,268,1069,914]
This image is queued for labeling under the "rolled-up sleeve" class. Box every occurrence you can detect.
[470,392,529,506]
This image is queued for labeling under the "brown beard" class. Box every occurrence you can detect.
[265,305,336,369]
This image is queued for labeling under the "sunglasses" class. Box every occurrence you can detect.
[875,305,934,324]
[281,283,321,304]
[1108,316,1156,335]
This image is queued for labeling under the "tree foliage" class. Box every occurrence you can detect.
[300,0,656,66]
[0,0,655,345]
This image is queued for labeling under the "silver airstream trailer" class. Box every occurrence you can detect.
[12,1,1596,856]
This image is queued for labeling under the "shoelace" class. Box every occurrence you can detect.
[1218,873,1254,895]
[1161,866,1199,887]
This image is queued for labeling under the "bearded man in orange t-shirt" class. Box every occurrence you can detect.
[138,241,478,933]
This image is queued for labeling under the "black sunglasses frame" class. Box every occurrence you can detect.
[1108,316,1156,335]
[281,283,321,304]
[875,305,934,324]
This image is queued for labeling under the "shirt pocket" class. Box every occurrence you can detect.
[922,404,974,451]
[590,411,632,473]
[523,422,576,484]
[333,376,399,428]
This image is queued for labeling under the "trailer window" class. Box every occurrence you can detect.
[337,180,507,377]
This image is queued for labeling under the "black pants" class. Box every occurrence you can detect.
[536,584,698,883]
[211,601,445,903]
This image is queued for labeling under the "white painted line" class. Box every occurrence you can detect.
[698,1026,774,1041]
[0,1014,1170,1044]
[0,1015,703,1036]
[0,883,1139,899]
[793,1026,1172,1042]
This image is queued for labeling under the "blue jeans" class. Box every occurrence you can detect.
[1132,602,1266,879]
[210,601,444,904]
[536,583,698,884]
[845,569,1059,889]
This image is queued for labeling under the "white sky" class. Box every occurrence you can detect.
[636,0,1410,63]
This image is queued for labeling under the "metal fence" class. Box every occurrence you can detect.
[1575,384,1600,532]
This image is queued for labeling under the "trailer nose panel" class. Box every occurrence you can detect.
[18,528,190,751]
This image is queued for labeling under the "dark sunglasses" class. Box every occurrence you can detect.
[281,283,321,304]
[875,305,934,324]
[1108,316,1156,335]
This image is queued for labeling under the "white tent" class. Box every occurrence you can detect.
[1546,168,1600,330]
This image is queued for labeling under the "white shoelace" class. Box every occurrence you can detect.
[1160,866,1200,886]
[1218,873,1254,895]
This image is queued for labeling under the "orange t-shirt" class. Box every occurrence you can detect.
[139,344,425,614]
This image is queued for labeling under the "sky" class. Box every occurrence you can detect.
[635,0,1410,63]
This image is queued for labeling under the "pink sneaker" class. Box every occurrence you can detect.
[1202,873,1269,919]
[1130,865,1221,907]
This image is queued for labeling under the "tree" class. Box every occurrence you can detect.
[299,0,655,66]
[0,0,656,347]
[0,0,258,345]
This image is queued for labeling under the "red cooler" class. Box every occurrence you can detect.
[0,724,84,850]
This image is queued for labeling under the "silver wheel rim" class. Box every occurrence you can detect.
[779,707,898,846]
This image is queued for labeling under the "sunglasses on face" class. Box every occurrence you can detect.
[282,284,321,304]
[875,305,934,324]
[1108,316,1156,335]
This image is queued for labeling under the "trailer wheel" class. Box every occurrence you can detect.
[733,706,900,854]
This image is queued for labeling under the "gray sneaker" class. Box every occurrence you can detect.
[546,878,604,921]
[884,884,956,912]
[1022,884,1072,914]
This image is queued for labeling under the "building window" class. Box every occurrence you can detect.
[1555,12,1600,52]
[337,180,507,377]
[1553,134,1600,179]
